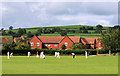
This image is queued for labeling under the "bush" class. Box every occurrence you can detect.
[2,49,119,56]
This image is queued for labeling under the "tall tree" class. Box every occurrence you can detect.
[0,28,4,31]
[96,24,103,33]
[27,31,34,38]
[61,44,66,50]
[8,30,15,35]
[101,29,120,50]
[59,31,67,36]
[9,26,13,30]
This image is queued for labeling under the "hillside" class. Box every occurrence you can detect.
[3,25,109,38]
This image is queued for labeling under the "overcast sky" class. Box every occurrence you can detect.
[1,2,118,29]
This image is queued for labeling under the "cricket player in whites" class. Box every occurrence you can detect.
[7,52,9,59]
[71,53,75,58]
[40,51,45,59]
[28,52,31,58]
[55,52,60,58]
[36,52,39,58]
[85,51,88,59]
[10,52,13,57]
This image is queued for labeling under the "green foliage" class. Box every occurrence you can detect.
[2,49,119,55]
[8,30,15,35]
[113,25,120,30]
[59,31,67,36]
[101,29,120,50]
[82,29,88,33]
[0,28,4,31]
[17,28,26,36]
[71,43,85,50]
[2,43,10,50]
[2,30,7,35]
[35,29,42,36]
[9,41,17,50]
[96,24,103,33]
[27,31,34,38]
[61,44,66,50]
[14,42,30,50]
[9,26,13,30]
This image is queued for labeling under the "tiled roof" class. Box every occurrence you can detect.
[37,36,65,43]
[81,38,98,44]
[37,36,98,45]
[69,36,81,43]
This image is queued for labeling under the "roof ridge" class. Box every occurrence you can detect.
[59,36,74,43]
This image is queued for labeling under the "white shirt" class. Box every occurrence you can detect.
[72,53,75,55]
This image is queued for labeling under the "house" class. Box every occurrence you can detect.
[14,36,31,43]
[29,36,102,50]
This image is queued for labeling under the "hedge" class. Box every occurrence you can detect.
[2,49,120,56]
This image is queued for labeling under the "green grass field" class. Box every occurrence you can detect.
[2,56,118,74]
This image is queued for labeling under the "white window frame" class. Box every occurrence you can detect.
[30,43,33,46]
[45,44,47,46]
[37,43,39,46]
[65,43,68,46]
[48,44,50,46]
[55,44,57,46]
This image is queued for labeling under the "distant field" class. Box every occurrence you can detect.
[31,25,108,29]
[3,25,107,38]
[5,25,108,33]
[2,56,118,74]
[40,33,100,38]
[1,33,100,38]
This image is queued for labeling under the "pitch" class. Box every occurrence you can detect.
[2,56,118,74]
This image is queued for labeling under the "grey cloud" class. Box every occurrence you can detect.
[1,2,118,29]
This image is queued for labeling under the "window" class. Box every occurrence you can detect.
[30,43,33,46]
[99,48,101,49]
[55,44,57,46]
[48,44,50,46]
[37,43,39,46]
[65,43,68,46]
[45,44,47,46]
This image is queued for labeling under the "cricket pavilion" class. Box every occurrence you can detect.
[29,36,102,50]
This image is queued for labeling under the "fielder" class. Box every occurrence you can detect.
[10,52,13,57]
[71,53,75,58]
[7,52,9,59]
[85,51,87,59]
[40,51,45,59]
[55,52,60,58]
[28,52,31,58]
[36,52,39,58]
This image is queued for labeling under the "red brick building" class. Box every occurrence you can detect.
[29,36,102,50]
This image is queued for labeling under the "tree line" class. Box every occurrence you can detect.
[1,25,120,38]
